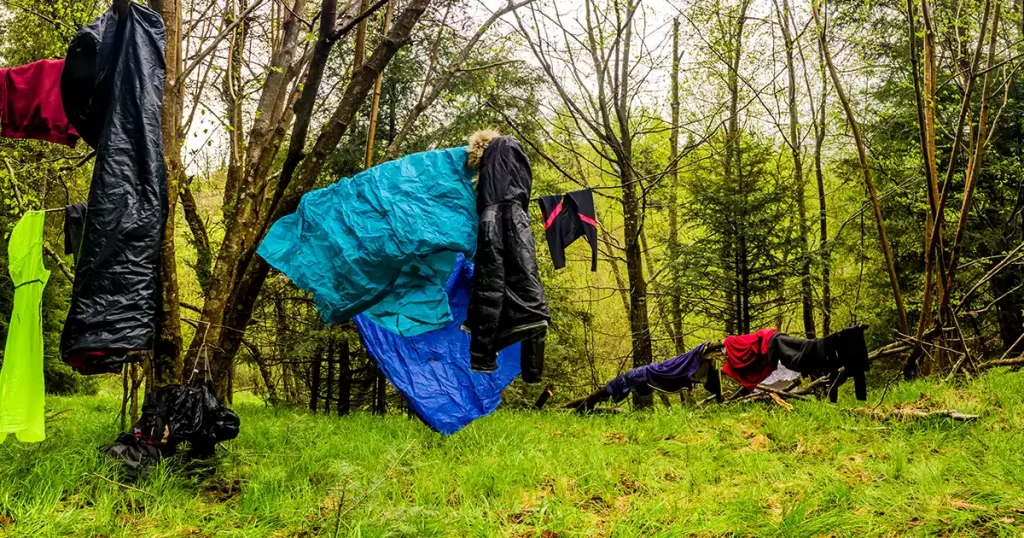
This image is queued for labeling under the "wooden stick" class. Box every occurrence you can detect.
[852,407,979,422]
[92,473,155,496]
[769,393,794,411]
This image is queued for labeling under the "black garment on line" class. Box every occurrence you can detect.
[59,4,168,373]
[537,189,598,271]
[465,136,550,373]
[767,325,869,401]
[63,203,87,265]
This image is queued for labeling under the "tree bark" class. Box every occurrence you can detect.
[723,0,751,334]
[186,0,309,397]
[180,182,212,294]
[153,0,184,387]
[813,2,909,336]
[905,0,993,377]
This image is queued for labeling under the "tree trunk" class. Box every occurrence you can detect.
[813,2,909,336]
[325,340,335,415]
[364,0,394,168]
[153,0,184,388]
[310,349,322,414]
[938,2,1001,315]
[667,18,685,353]
[778,0,814,338]
[906,0,943,373]
[722,0,750,335]
[338,339,351,415]
[813,34,831,336]
[373,366,387,414]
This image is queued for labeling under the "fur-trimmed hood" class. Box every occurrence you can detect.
[473,133,533,213]
[466,129,501,169]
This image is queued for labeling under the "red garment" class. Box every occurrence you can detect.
[721,328,778,390]
[0,59,79,147]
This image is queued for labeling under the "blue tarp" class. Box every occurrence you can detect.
[257,147,478,337]
[354,254,521,435]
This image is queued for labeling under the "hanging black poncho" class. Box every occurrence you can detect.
[59,4,168,373]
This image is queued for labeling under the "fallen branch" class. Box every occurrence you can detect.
[769,393,794,411]
[852,407,979,422]
[734,385,809,403]
[979,354,1024,369]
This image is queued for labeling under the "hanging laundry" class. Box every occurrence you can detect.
[259,147,478,336]
[721,328,778,391]
[1,211,50,443]
[354,254,523,436]
[537,189,598,271]
[768,325,869,401]
[59,4,168,374]
[464,132,550,372]
[606,342,708,403]
[0,59,79,147]
[63,203,87,266]
[760,363,801,388]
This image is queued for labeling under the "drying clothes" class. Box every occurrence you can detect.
[60,4,168,373]
[465,135,550,372]
[537,189,598,271]
[769,325,869,401]
[0,59,79,147]
[722,328,779,391]
[259,147,478,336]
[1,211,50,443]
[606,342,709,403]
[63,203,87,265]
[519,330,545,385]
[354,254,523,436]
[104,381,240,477]
[760,363,801,388]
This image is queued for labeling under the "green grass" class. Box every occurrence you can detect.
[3,371,1024,537]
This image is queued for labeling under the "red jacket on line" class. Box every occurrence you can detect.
[722,328,778,391]
[0,59,79,147]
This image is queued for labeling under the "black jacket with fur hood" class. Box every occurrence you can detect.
[464,132,550,377]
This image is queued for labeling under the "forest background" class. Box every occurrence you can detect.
[0,0,1021,415]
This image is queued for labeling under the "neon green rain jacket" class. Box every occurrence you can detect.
[1,211,49,443]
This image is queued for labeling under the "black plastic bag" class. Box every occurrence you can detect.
[105,382,240,476]
[59,3,168,371]
[102,433,164,481]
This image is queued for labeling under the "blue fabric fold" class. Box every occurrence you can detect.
[354,255,521,435]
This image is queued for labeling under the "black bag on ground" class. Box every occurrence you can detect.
[59,3,168,373]
[105,382,240,475]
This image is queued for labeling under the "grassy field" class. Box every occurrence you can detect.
[2,370,1024,537]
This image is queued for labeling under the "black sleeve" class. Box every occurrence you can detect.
[468,205,506,366]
